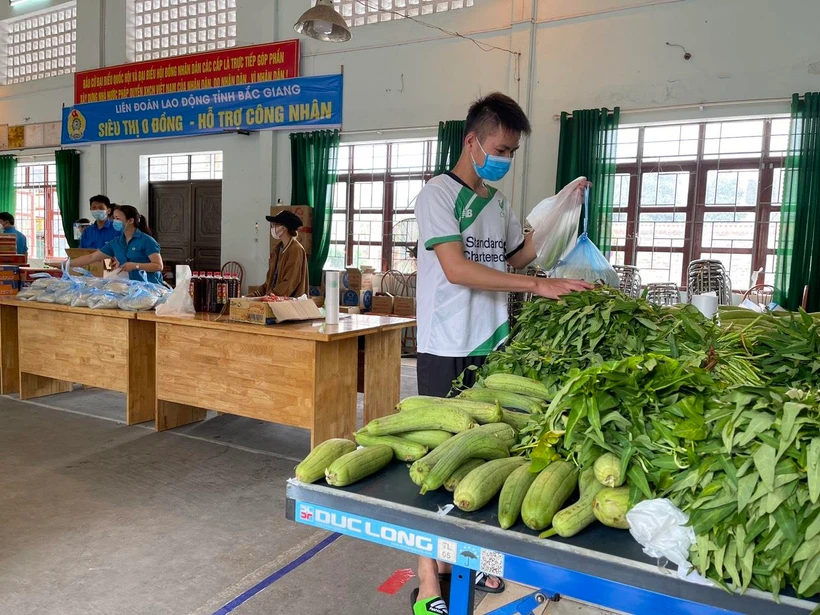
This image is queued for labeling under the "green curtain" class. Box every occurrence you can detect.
[55,149,81,249]
[290,129,340,286]
[555,107,620,254]
[434,120,466,175]
[0,155,17,215]
[774,93,820,311]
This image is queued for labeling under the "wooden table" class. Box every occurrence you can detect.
[0,298,156,425]
[135,312,414,446]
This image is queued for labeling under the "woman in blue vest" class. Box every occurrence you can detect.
[70,205,164,285]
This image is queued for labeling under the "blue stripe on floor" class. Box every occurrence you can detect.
[210,533,342,615]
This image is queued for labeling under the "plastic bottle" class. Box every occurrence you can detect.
[230,273,240,299]
[216,273,228,310]
[192,271,202,312]
[203,272,213,312]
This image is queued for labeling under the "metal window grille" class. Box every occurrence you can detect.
[609,117,789,291]
[130,0,236,62]
[147,152,223,181]
[1,2,76,85]
[335,0,473,27]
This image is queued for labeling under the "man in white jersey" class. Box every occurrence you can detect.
[411,93,591,615]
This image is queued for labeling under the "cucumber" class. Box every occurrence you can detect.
[546,468,606,538]
[484,374,550,401]
[521,460,578,530]
[458,387,544,413]
[325,445,393,487]
[294,438,356,483]
[593,452,625,487]
[354,431,428,462]
[364,406,476,436]
[444,459,485,492]
[397,396,502,424]
[401,430,452,449]
[408,423,515,486]
[421,431,510,494]
[500,409,531,432]
[592,486,632,529]
[498,463,540,529]
[454,457,528,512]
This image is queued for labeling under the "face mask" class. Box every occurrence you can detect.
[91,210,108,222]
[471,140,512,182]
[112,220,125,232]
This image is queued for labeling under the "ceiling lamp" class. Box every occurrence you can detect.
[294,0,352,43]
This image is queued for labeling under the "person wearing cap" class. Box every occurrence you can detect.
[251,210,308,298]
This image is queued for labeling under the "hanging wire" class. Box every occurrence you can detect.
[352,0,521,80]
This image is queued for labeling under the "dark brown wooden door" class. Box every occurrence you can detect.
[149,180,222,271]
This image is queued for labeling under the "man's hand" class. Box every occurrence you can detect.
[532,277,593,299]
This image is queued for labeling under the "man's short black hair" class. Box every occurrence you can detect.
[465,93,531,141]
[90,195,111,208]
[0,212,14,225]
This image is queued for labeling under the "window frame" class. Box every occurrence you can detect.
[329,139,436,272]
[14,162,65,259]
[611,118,786,289]
[334,0,474,27]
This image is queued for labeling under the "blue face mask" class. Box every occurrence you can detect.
[91,210,108,222]
[112,220,124,232]
[471,141,513,182]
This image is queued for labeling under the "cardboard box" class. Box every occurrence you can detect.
[393,296,416,317]
[66,248,105,277]
[269,204,313,257]
[0,254,27,265]
[344,267,373,291]
[0,265,19,281]
[309,285,323,298]
[0,235,17,254]
[0,280,19,295]
[229,296,323,326]
[19,267,62,282]
[341,288,373,311]
[310,296,324,308]
[370,293,394,315]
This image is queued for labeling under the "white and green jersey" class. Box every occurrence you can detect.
[416,173,524,357]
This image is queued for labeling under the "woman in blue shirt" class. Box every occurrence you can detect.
[70,205,164,285]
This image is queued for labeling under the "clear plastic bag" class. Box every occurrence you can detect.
[103,279,132,295]
[30,275,58,290]
[626,499,715,586]
[87,291,121,310]
[550,186,620,287]
[54,280,88,305]
[118,282,162,311]
[71,288,96,308]
[526,177,587,270]
[17,287,43,301]
[155,266,195,317]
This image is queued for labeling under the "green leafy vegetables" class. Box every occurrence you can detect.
[478,289,820,599]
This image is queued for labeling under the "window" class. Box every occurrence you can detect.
[148,152,223,181]
[1,2,76,85]
[328,139,437,272]
[335,0,473,27]
[15,163,67,259]
[610,117,788,290]
[129,0,237,62]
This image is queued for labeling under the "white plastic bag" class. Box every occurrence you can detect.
[550,185,620,287]
[118,282,163,311]
[626,498,715,586]
[526,177,587,270]
[155,266,195,317]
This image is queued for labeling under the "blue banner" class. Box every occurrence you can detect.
[61,73,343,145]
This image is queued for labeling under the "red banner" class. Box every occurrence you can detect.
[74,40,299,104]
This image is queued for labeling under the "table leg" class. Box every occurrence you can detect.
[362,328,402,426]
[126,319,156,425]
[20,372,72,399]
[311,337,358,447]
[0,304,19,395]
[449,565,475,615]
[156,400,207,431]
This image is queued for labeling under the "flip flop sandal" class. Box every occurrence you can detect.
[475,572,506,594]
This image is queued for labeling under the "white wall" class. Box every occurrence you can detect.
[1,0,819,283]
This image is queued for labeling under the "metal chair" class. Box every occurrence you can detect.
[742,284,776,308]
[221,261,245,288]
[645,283,680,307]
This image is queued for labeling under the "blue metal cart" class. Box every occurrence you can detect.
[286,464,818,615]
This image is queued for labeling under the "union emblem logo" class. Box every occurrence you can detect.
[67,109,86,140]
